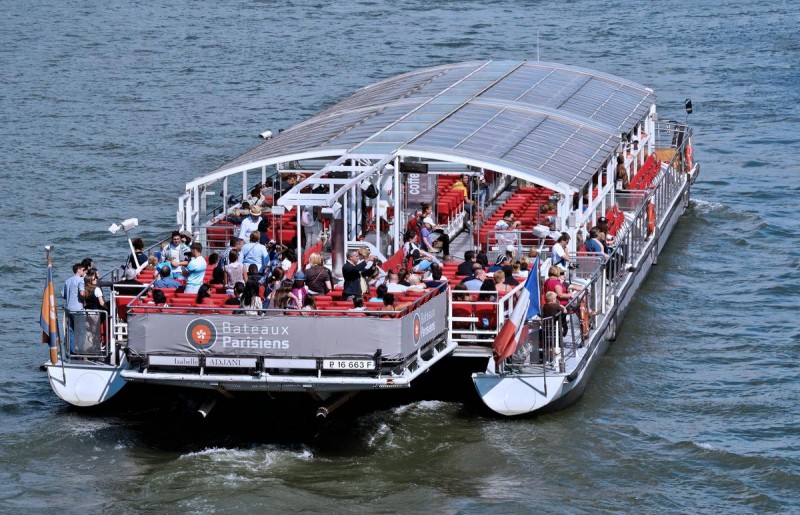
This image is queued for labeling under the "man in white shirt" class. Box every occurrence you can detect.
[551,233,571,269]
[238,206,263,240]
[495,210,521,247]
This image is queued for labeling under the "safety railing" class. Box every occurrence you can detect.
[63,309,110,360]
[447,282,525,346]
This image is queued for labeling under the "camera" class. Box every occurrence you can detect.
[568,262,579,270]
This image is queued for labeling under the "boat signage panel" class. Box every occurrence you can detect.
[148,355,200,367]
[205,357,257,368]
[127,294,446,359]
[322,359,376,370]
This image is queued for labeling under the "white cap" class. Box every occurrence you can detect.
[422,216,434,226]
[505,244,515,252]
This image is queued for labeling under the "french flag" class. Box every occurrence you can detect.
[492,257,540,362]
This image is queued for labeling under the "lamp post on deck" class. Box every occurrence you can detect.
[108,218,140,273]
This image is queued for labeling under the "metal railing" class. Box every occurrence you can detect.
[447,282,525,346]
[63,309,110,359]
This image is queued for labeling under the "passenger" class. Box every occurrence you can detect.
[519,257,533,280]
[544,266,574,306]
[551,233,571,270]
[475,249,489,269]
[478,279,497,301]
[424,265,447,289]
[240,231,268,272]
[451,174,476,227]
[349,297,366,312]
[224,282,245,306]
[238,206,263,241]
[451,283,471,301]
[128,238,148,270]
[209,266,225,287]
[494,210,521,247]
[84,273,106,321]
[291,272,309,307]
[62,263,86,353]
[151,289,169,307]
[161,231,190,278]
[79,273,105,354]
[379,293,410,313]
[264,267,284,296]
[113,266,146,296]
[406,274,427,292]
[402,230,438,272]
[144,255,160,271]
[271,280,300,310]
[597,216,610,236]
[207,252,220,269]
[301,294,317,313]
[217,237,242,271]
[223,249,247,295]
[179,243,206,294]
[195,284,213,306]
[257,218,272,246]
[179,230,193,247]
[396,268,411,287]
[342,248,375,301]
[488,253,511,273]
[616,154,630,190]
[152,264,180,288]
[384,270,407,294]
[540,291,567,357]
[493,270,514,297]
[501,264,520,287]
[420,203,452,260]
[458,250,478,276]
[304,252,332,295]
[238,280,263,315]
[247,263,264,286]
[369,284,389,303]
[584,228,608,259]
[462,267,487,291]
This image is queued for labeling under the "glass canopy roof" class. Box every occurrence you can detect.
[211,60,655,191]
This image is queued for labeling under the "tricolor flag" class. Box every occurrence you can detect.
[40,255,60,364]
[492,285,530,362]
[524,256,541,319]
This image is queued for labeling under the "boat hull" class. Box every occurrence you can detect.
[473,174,694,416]
[46,357,128,407]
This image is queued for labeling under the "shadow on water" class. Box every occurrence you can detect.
[66,357,494,453]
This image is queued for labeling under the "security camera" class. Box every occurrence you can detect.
[259,130,273,140]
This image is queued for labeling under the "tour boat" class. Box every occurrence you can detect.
[42,60,699,417]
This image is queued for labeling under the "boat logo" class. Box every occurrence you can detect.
[186,318,217,350]
[412,313,421,347]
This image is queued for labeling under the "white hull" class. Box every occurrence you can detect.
[46,356,128,407]
[473,169,696,416]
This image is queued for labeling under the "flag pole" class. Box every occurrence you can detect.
[42,246,62,373]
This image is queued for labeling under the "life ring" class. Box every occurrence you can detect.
[647,201,656,236]
[684,137,694,171]
[578,297,591,340]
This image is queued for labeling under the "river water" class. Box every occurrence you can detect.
[1,0,798,512]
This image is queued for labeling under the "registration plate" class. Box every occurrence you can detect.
[323,359,376,370]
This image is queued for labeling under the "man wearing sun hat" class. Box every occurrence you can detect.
[238,205,263,241]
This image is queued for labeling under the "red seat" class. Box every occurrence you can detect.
[451,304,473,330]
[474,303,498,330]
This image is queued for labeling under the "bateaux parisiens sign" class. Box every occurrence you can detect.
[127,293,446,359]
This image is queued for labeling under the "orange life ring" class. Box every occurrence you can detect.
[685,137,694,171]
[647,201,656,236]
[578,297,591,340]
